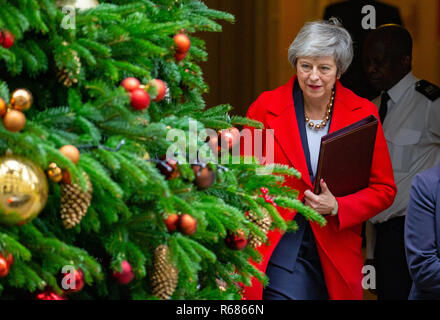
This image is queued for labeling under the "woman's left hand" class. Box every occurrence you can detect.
[304,179,337,215]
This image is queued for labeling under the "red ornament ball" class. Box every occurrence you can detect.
[174,33,191,53]
[175,51,187,62]
[130,88,151,110]
[0,256,9,278]
[152,79,167,102]
[225,230,248,250]
[121,77,140,92]
[35,290,67,300]
[58,268,85,294]
[164,213,179,232]
[0,252,14,268]
[113,260,135,285]
[2,31,14,49]
[0,31,3,46]
[177,214,197,235]
[156,156,180,180]
[219,127,240,150]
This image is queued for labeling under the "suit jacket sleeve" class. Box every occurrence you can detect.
[405,173,440,294]
[334,101,397,231]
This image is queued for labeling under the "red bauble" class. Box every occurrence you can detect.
[2,31,14,49]
[0,31,3,46]
[156,156,180,180]
[174,34,191,53]
[219,127,240,150]
[1,252,13,267]
[113,260,135,285]
[175,51,187,62]
[0,256,9,278]
[206,134,220,153]
[225,230,248,250]
[164,213,179,232]
[177,214,197,235]
[58,268,85,294]
[121,77,140,92]
[35,290,67,300]
[130,88,151,110]
[152,79,167,102]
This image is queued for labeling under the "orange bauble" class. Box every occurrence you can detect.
[174,34,191,53]
[2,109,26,132]
[164,213,179,232]
[0,98,6,117]
[59,145,80,164]
[177,214,197,235]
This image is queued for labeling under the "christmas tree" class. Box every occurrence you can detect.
[0,0,325,300]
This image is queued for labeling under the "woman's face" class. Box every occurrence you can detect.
[296,56,339,102]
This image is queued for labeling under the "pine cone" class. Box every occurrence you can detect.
[60,173,93,229]
[247,209,272,248]
[150,244,178,300]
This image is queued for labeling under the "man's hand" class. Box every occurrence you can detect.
[304,179,337,215]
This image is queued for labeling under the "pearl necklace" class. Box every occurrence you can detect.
[304,89,335,131]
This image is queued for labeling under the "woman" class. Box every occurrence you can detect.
[405,164,440,300]
[243,19,397,300]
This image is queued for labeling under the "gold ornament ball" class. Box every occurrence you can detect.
[3,110,26,132]
[59,145,80,164]
[0,155,48,226]
[10,89,33,111]
[47,163,63,183]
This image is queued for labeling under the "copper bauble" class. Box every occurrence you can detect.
[0,155,48,226]
[2,110,26,132]
[177,214,197,235]
[10,89,33,111]
[47,163,63,183]
[192,165,216,190]
[59,145,80,164]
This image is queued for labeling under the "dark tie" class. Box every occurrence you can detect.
[379,92,391,123]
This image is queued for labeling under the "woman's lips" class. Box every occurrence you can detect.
[308,85,322,90]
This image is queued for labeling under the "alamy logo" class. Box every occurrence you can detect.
[61,265,77,290]
[362,5,377,30]
[61,6,76,30]
[362,264,376,290]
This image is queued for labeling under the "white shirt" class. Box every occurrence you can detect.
[366,71,440,257]
[306,119,329,177]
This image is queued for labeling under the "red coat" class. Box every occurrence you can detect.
[242,76,396,300]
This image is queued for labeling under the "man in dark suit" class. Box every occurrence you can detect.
[324,0,402,100]
[405,164,440,299]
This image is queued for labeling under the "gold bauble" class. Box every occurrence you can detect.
[0,155,48,226]
[55,0,99,10]
[10,89,33,111]
[47,163,63,183]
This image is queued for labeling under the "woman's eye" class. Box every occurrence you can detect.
[301,64,311,70]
